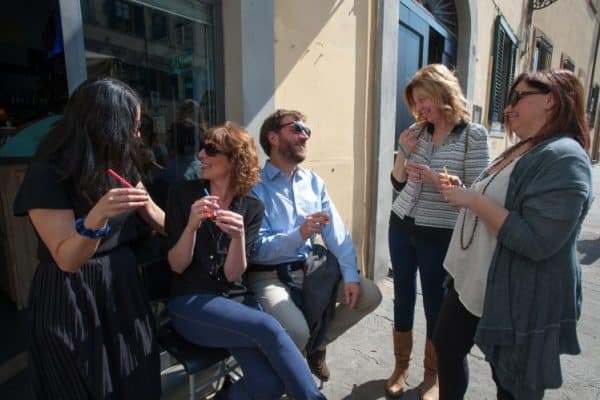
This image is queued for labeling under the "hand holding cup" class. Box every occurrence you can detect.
[300,212,331,240]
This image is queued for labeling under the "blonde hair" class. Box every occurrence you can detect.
[403,64,470,126]
[203,121,260,196]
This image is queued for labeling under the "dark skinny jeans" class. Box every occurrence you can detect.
[433,282,515,400]
[388,221,448,338]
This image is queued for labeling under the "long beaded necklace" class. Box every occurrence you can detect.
[459,139,532,250]
[204,192,231,279]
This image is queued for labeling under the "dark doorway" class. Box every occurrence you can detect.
[395,0,457,143]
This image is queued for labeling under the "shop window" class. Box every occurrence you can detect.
[151,13,168,42]
[532,32,552,72]
[176,21,194,52]
[488,15,518,125]
[81,0,220,210]
[0,0,68,134]
[561,53,575,72]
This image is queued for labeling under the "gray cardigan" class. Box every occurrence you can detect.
[474,136,593,399]
[392,122,490,229]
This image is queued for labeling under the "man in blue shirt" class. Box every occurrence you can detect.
[247,109,382,381]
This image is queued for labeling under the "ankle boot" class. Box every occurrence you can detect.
[419,339,439,400]
[307,348,330,382]
[386,329,413,397]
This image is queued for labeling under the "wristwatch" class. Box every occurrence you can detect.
[75,217,111,239]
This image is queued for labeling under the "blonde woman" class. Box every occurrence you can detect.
[386,64,490,399]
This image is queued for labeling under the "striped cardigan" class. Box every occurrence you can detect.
[391,122,490,229]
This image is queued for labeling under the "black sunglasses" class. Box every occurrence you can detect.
[278,120,311,137]
[199,142,228,157]
[507,90,549,107]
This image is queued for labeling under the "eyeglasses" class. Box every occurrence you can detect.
[278,120,311,137]
[507,90,549,107]
[200,142,228,157]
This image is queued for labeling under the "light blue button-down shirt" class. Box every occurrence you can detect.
[250,161,360,283]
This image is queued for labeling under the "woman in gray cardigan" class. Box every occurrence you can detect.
[436,69,593,399]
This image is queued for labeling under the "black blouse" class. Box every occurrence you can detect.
[165,180,264,298]
[13,160,141,263]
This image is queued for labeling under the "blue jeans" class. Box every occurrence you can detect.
[388,222,448,338]
[168,293,325,400]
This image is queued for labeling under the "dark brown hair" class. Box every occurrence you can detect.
[259,109,306,156]
[506,69,589,150]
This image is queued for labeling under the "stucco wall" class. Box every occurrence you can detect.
[533,0,597,87]
[272,0,374,272]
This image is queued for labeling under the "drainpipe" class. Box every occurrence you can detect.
[588,11,600,162]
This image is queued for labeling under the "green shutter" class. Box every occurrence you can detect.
[488,15,519,124]
[489,16,505,123]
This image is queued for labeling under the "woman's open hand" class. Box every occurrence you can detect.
[406,161,443,186]
[86,188,149,229]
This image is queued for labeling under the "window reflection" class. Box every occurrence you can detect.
[81,0,217,207]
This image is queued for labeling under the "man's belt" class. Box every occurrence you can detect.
[249,261,305,272]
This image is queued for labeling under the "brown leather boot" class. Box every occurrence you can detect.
[306,348,330,382]
[419,339,439,400]
[386,329,413,397]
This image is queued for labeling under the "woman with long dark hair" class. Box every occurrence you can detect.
[166,122,326,399]
[14,78,164,399]
[436,69,593,399]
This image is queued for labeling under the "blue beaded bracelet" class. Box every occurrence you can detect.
[75,217,111,239]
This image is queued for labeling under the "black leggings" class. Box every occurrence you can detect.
[433,282,515,400]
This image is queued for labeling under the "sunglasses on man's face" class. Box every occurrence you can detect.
[278,120,311,137]
[199,142,228,157]
[506,90,549,108]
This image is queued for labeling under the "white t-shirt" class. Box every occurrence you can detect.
[443,157,521,317]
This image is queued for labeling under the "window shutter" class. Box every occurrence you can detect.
[507,40,517,99]
[488,15,519,124]
[489,17,505,123]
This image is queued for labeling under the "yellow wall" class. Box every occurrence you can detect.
[272,0,374,269]
[533,0,597,87]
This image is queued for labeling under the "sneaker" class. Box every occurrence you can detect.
[306,348,330,382]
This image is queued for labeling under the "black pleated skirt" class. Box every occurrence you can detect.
[27,246,160,399]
